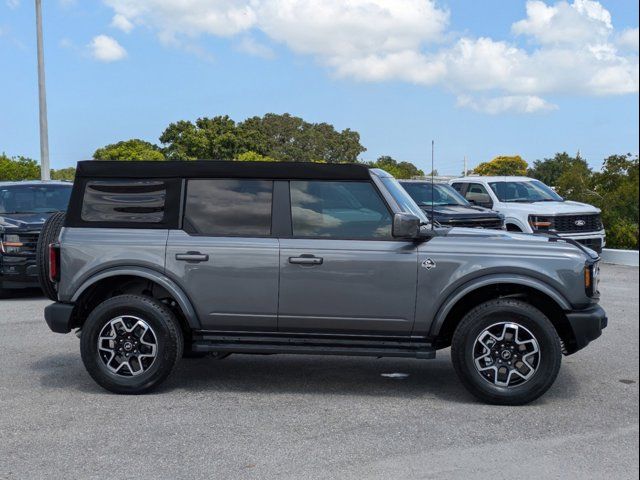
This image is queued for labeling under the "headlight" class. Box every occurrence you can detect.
[529,215,552,231]
[0,234,24,254]
[584,262,600,297]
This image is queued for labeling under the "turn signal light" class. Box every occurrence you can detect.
[49,243,60,283]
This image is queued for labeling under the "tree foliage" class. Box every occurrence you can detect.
[0,154,76,182]
[159,113,366,163]
[366,156,424,179]
[93,139,165,161]
[528,152,590,186]
[473,156,528,176]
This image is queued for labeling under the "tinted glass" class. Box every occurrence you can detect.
[0,184,72,214]
[185,179,273,236]
[379,177,428,221]
[489,180,563,202]
[81,180,166,223]
[290,181,392,238]
[451,183,464,194]
[401,182,469,207]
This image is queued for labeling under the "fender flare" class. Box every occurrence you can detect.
[71,266,201,329]
[429,273,572,337]
[504,217,529,232]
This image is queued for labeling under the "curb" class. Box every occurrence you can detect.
[601,248,639,267]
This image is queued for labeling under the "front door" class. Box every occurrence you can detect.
[166,179,279,331]
[278,180,418,335]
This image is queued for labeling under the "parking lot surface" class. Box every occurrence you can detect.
[1,264,638,479]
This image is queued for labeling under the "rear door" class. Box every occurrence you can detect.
[277,180,418,335]
[165,179,279,331]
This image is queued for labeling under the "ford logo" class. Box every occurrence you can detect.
[575,219,586,227]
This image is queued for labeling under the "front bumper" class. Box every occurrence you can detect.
[44,302,76,333]
[565,304,608,354]
[0,254,39,289]
[556,230,606,253]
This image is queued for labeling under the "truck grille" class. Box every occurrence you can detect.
[551,214,603,233]
[17,232,39,255]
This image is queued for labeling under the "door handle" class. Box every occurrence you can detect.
[175,252,209,263]
[289,254,323,265]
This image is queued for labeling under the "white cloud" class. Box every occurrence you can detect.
[100,0,639,113]
[6,0,20,8]
[457,95,558,114]
[111,14,134,33]
[88,35,127,62]
[618,27,639,52]
[236,37,274,59]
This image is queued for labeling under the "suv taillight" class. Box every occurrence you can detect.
[49,243,60,283]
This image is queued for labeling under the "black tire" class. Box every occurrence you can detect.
[36,211,66,301]
[80,294,183,394]
[451,299,562,406]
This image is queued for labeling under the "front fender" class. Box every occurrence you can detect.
[428,273,572,337]
[71,266,201,329]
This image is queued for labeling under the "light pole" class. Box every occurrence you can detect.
[35,0,50,181]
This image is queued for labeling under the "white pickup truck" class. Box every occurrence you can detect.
[450,176,606,253]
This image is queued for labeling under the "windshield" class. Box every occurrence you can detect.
[0,184,72,214]
[401,182,469,207]
[489,180,563,203]
[379,177,429,223]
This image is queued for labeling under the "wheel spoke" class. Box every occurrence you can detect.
[473,321,541,388]
[97,315,158,377]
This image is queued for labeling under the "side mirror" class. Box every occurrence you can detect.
[392,213,421,239]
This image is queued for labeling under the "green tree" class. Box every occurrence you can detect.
[160,116,256,161]
[237,113,365,163]
[367,156,424,179]
[93,139,165,161]
[473,155,528,176]
[528,152,590,186]
[0,154,40,181]
[235,151,277,162]
[51,167,76,181]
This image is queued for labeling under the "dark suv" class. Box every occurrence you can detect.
[0,181,72,294]
[40,161,606,404]
[400,180,504,229]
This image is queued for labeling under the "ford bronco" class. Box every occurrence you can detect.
[41,161,606,404]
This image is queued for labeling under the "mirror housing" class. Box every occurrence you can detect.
[392,213,421,239]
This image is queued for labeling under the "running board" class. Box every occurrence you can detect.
[191,331,436,359]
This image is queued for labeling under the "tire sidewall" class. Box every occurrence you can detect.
[80,296,182,394]
[453,301,562,405]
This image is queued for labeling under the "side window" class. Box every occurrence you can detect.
[290,181,392,239]
[464,183,493,207]
[184,179,273,236]
[81,180,167,223]
[451,183,464,194]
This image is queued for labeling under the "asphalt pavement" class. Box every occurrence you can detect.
[0,264,638,479]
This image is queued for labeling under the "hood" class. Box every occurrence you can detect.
[0,212,52,232]
[420,204,502,219]
[497,200,600,215]
[441,226,599,260]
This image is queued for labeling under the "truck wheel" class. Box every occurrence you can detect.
[80,294,183,394]
[36,212,66,301]
[451,299,562,405]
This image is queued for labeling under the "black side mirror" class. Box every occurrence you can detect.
[392,213,421,239]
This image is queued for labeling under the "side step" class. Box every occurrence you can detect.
[191,331,436,359]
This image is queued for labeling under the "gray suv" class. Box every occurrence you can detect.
[41,161,606,404]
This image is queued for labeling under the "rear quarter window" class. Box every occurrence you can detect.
[66,178,181,228]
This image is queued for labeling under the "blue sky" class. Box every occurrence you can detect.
[0,0,638,175]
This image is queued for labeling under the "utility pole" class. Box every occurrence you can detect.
[463,156,467,176]
[35,0,50,181]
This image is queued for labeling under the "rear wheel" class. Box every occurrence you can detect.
[80,294,183,394]
[36,211,66,300]
[451,299,562,405]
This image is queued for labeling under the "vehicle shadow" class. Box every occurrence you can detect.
[0,288,45,300]
[32,351,579,405]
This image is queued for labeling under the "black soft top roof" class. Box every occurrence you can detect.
[75,160,371,181]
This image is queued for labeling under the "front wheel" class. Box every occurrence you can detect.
[80,294,183,394]
[451,299,562,405]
